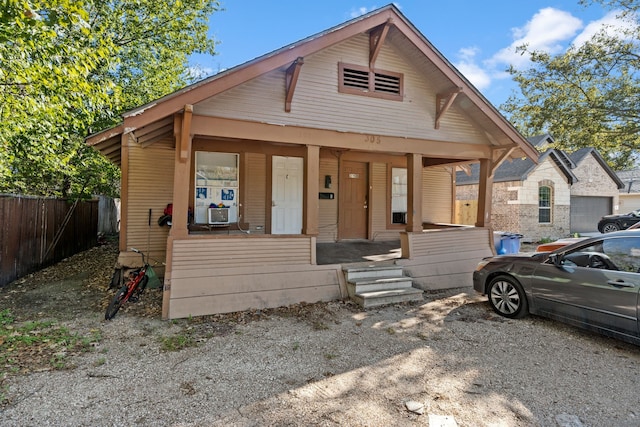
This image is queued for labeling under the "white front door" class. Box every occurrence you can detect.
[272,156,303,234]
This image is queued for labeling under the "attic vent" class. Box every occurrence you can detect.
[374,72,401,94]
[339,62,403,100]
[343,67,369,90]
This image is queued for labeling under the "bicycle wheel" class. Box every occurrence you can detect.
[105,285,128,320]
[109,268,121,289]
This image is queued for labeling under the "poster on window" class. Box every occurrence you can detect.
[221,188,234,201]
[196,187,207,199]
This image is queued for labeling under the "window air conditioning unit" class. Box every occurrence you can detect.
[208,207,230,225]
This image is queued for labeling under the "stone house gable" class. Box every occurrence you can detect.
[456,152,572,241]
[568,148,621,197]
[618,169,640,212]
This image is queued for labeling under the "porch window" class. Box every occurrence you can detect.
[539,185,552,223]
[338,62,403,100]
[194,152,239,224]
[391,168,407,224]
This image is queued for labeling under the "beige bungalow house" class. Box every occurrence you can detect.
[86,5,538,319]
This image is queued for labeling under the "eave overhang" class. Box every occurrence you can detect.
[85,4,538,167]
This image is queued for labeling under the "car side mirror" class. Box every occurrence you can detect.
[548,253,562,266]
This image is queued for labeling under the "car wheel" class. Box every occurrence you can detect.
[602,222,620,233]
[487,275,528,319]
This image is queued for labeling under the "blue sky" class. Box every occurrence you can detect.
[189,1,623,107]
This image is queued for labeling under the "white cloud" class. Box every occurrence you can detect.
[491,7,583,69]
[349,3,401,18]
[350,6,377,18]
[450,7,633,102]
[453,47,491,90]
[572,10,636,46]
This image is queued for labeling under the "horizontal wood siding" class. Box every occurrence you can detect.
[194,34,488,146]
[318,156,338,242]
[125,138,174,262]
[398,227,493,290]
[423,167,453,223]
[244,152,267,233]
[171,237,313,269]
[167,236,342,318]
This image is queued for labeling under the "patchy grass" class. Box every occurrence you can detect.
[158,334,198,352]
[312,321,329,330]
[0,308,101,404]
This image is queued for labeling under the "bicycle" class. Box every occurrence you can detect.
[105,248,156,320]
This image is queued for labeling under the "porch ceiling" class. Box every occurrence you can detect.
[85,117,174,167]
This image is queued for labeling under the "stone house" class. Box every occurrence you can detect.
[456,134,623,241]
[617,169,640,213]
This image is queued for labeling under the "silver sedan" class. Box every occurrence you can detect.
[473,229,640,345]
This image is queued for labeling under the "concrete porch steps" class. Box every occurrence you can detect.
[344,265,423,308]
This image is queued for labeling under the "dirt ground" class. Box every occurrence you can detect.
[1,239,639,426]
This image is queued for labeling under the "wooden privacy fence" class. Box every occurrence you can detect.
[454,199,478,225]
[0,195,99,287]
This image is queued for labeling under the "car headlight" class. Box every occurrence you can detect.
[475,259,491,271]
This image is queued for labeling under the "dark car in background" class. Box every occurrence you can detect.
[473,229,640,345]
[598,208,640,233]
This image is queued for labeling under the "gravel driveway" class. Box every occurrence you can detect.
[1,243,639,426]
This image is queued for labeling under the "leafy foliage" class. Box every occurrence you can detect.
[1,0,220,198]
[502,0,640,170]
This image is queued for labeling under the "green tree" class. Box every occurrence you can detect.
[502,0,640,170]
[0,0,220,198]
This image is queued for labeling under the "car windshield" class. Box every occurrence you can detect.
[551,236,640,272]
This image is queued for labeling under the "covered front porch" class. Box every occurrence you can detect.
[163,225,494,318]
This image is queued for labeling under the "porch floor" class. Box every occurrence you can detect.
[316,240,401,265]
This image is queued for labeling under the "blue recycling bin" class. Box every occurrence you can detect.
[494,232,523,255]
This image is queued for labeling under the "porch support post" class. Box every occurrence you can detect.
[170,106,193,238]
[406,153,423,232]
[163,107,193,319]
[304,144,320,236]
[475,158,493,228]
[119,131,130,252]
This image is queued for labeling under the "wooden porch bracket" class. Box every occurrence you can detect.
[490,146,516,178]
[369,19,392,68]
[179,104,193,162]
[435,87,463,129]
[458,163,472,176]
[285,57,304,112]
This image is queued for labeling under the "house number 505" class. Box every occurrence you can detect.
[365,135,381,144]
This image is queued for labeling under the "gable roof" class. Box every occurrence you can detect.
[616,169,640,194]
[456,135,624,189]
[456,148,576,185]
[567,147,624,189]
[86,4,538,166]
[527,133,554,148]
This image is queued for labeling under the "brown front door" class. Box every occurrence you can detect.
[339,161,368,239]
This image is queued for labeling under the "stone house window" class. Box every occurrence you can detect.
[539,185,552,223]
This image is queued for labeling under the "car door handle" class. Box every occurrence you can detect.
[607,280,635,288]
